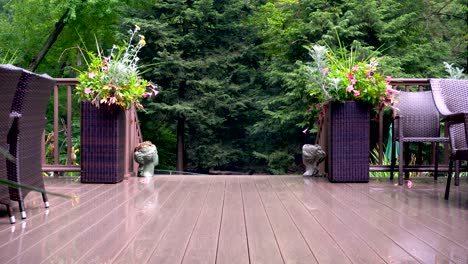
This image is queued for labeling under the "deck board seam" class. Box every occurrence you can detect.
[142,179,195,264]
[278,176,355,264]
[105,177,183,264]
[346,182,468,250]
[266,176,319,263]
[313,179,444,263]
[74,177,173,263]
[239,176,252,264]
[144,176,214,263]
[1,182,129,263]
[36,178,155,264]
[179,176,216,264]
[252,176,286,264]
[214,177,227,264]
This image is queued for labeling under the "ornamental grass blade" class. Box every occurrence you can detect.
[0,179,72,199]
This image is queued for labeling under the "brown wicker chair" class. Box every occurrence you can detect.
[0,65,23,224]
[390,91,449,185]
[7,70,56,219]
[430,79,468,200]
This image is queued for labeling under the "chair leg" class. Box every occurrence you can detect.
[444,159,453,200]
[42,193,49,208]
[398,142,404,185]
[18,200,26,219]
[390,139,396,181]
[434,144,439,181]
[454,160,459,186]
[5,204,16,224]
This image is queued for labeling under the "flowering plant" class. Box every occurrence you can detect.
[75,26,158,110]
[304,44,398,107]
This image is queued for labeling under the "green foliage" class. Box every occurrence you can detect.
[75,27,157,110]
[0,0,465,174]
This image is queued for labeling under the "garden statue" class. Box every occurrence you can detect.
[302,144,325,177]
[134,141,159,177]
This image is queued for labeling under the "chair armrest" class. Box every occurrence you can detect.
[441,112,467,124]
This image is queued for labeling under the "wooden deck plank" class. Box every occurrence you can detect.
[0,182,124,262]
[314,179,454,264]
[267,176,352,264]
[215,176,249,264]
[0,178,93,228]
[181,177,225,264]
[348,182,468,246]
[75,177,182,264]
[111,177,197,264]
[146,176,214,264]
[281,177,386,264]
[354,181,468,228]
[0,175,467,263]
[62,177,181,264]
[254,177,317,264]
[240,176,284,264]
[41,177,169,264]
[5,178,140,264]
[0,183,101,247]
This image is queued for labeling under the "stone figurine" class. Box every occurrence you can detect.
[134,141,159,177]
[302,144,326,177]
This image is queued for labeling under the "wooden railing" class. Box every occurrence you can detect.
[44,78,464,176]
[41,78,142,177]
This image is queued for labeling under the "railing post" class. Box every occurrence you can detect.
[67,85,72,165]
[53,85,59,177]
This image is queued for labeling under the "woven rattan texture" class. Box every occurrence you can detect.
[327,101,369,182]
[80,101,125,183]
[430,79,468,158]
[7,71,55,202]
[395,91,442,139]
[0,65,22,207]
[392,91,449,185]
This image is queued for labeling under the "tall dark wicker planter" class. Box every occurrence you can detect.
[80,101,126,183]
[327,101,370,182]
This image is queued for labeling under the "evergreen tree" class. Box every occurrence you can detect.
[131,0,260,172]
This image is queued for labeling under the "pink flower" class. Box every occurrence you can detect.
[347,73,353,81]
[302,128,309,134]
[142,92,151,98]
[88,72,96,79]
[386,85,400,94]
[346,85,354,92]
[84,88,92,94]
[365,70,372,77]
[386,76,392,81]
[321,67,329,76]
[351,78,357,85]
[352,65,359,71]
[108,97,116,104]
[105,57,110,62]
[315,103,321,108]
[102,67,109,72]
[353,90,360,96]
[407,180,413,188]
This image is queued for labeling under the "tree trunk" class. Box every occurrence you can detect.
[176,116,186,172]
[28,8,72,71]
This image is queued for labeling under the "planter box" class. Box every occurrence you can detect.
[80,101,126,183]
[326,101,370,182]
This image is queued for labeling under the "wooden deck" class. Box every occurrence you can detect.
[0,175,467,264]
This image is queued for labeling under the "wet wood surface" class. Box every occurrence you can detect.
[0,175,467,264]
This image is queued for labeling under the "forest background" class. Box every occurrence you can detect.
[0,0,466,174]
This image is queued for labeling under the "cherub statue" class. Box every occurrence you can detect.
[302,144,326,177]
[133,141,159,177]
